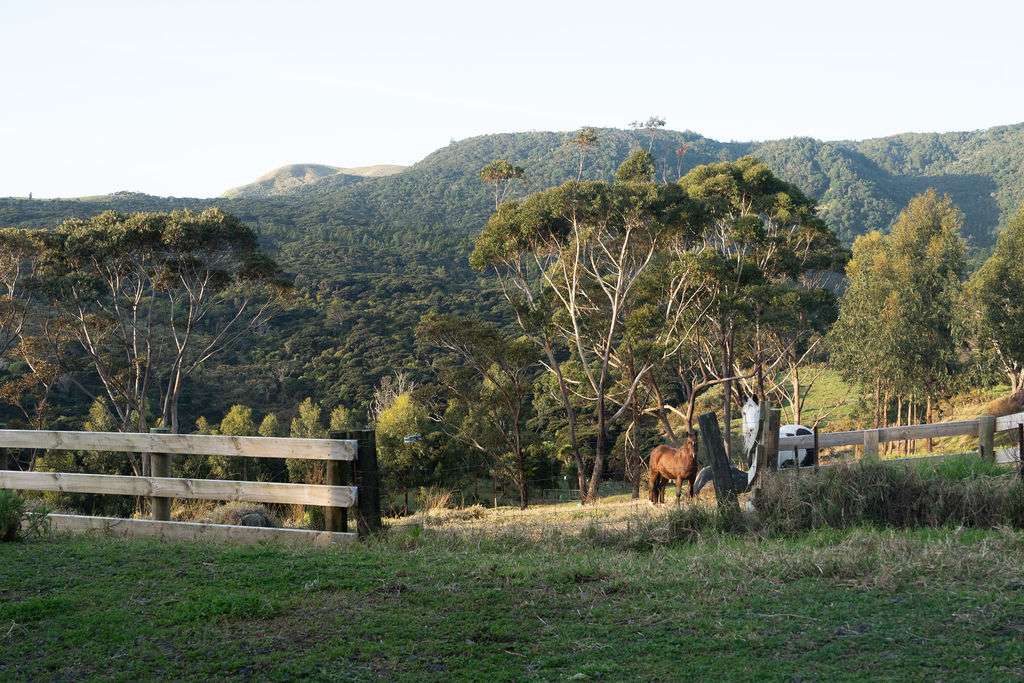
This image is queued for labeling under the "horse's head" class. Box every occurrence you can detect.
[682,430,698,454]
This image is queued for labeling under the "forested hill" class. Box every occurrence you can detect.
[290,123,1024,246]
[5,123,1024,246]
[2,122,1023,424]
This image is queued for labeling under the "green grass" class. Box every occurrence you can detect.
[920,453,1009,480]
[3,527,1024,680]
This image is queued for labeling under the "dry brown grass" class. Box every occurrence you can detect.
[382,456,1024,552]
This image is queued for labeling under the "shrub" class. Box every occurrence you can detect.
[0,490,50,542]
[1,490,27,541]
[755,460,1024,534]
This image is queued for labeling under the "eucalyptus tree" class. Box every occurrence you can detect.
[480,159,526,209]
[962,205,1024,395]
[472,150,704,501]
[0,229,67,435]
[831,190,965,436]
[570,127,599,181]
[0,229,42,360]
[416,313,540,508]
[747,285,838,425]
[630,116,666,151]
[38,209,286,441]
[673,157,842,453]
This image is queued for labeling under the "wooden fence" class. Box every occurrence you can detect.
[773,410,1024,466]
[0,428,381,545]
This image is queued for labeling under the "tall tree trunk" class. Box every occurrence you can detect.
[755,329,765,404]
[543,339,587,501]
[926,395,933,453]
[908,397,915,454]
[791,364,802,425]
[629,401,641,500]
[896,395,904,456]
[513,416,528,510]
[882,391,890,456]
[722,328,734,461]
[517,471,528,510]
[874,379,881,429]
[586,392,607,502]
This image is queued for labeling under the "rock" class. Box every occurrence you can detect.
[239,511,274,527]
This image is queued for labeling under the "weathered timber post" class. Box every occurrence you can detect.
[751,401,777,503]
[697,412,740,513]
[979,415,996,461]
[1017,424,1023,480]
[149,427,171,521]
[326,431,351,533]
[863,429,879,460]
[763,403,780,473]
[813,426,820,473]
[353,429,382,537]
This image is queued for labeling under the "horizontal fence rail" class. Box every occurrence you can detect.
[0,471,357,507]
[38,514,355,546]
[0,429,357,460]
[777,411,1024,450]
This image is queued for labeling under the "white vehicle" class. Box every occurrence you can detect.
[740,398,818,469]
[778,424,817,468]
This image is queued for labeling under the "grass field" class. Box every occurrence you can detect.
[3,521,1024,681]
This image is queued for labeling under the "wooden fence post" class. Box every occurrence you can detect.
[326,431,350,533]
[1017,423,1023,480]
[813,426,820,472]
[697,412,740,513]
[762,403,780,472]
[354,429,382,537]
[863,430,879,460]
[979,415,996,461]
[149,427,171,521]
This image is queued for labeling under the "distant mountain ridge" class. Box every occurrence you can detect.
[222,162,405,198]
[7,123,1024,246]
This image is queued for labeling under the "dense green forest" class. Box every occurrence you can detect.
[2,123,1024,513]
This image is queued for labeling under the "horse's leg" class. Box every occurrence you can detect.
[675,476,683,505]
[688,474,696,499]
[650,473,660,504]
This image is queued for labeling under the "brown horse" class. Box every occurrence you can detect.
[648,434,698,504]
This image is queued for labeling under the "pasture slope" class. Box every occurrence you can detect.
[2,503,1023,680]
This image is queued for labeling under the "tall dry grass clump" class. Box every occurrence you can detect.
[755,458,1024,534]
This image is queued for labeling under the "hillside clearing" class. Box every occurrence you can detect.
[3,525,1023,681]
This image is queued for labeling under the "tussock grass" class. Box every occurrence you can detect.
[416,486,455,512]
[756,457,1024,534]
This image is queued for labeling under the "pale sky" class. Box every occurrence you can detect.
[2,0,1021,198]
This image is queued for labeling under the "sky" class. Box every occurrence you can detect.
[2,0,1022,198]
